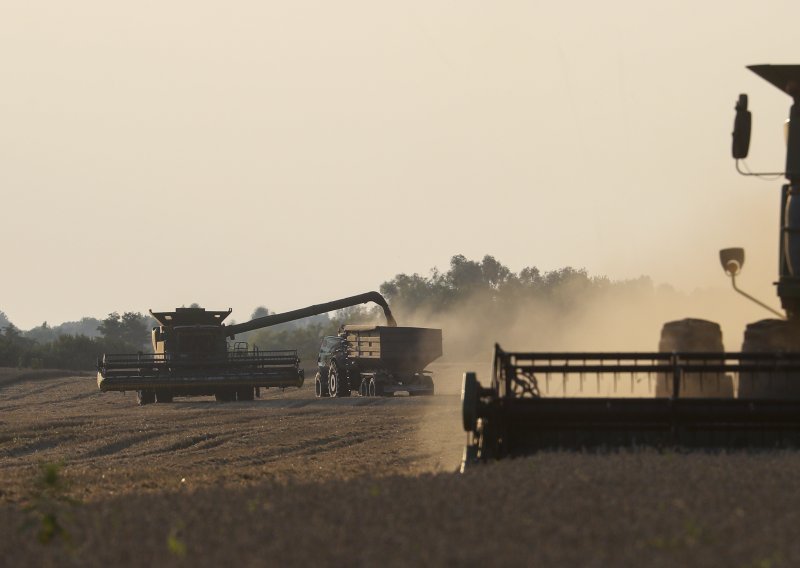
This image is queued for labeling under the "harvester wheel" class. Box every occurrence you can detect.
[155,390,173,403]
[215,389,236,402]
[237,388,255,401]
[137,390,155,406]
[314,372,329,398]
[462,372,478,432]
[328,363,350,398]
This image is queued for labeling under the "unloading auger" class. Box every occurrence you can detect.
[461,65,800,469]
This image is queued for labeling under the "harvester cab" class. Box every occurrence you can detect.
[97,291,399,405]
[460,65,800,470]
[150,307,233,359]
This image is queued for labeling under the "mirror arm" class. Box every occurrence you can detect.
[729,274,786,319]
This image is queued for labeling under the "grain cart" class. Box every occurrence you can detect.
[461,65,800,469]
[97,291,397,405]
[315,325,442,397]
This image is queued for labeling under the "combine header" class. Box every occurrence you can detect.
[462,65,800,468]
[97,292,397,405]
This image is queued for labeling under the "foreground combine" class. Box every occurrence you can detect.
[462,64,800,468]
[97,292,397,405]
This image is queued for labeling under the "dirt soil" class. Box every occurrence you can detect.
[3,369,800,567]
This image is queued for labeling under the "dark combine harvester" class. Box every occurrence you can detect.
[461,64,800,468]
[97,292,396,405]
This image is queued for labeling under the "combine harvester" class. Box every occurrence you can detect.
[462,65,800,468]
[97,292,398,405]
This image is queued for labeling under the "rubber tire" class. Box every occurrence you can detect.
[314,372,329,398]
[237,387,255,401]
[328,363,351,398]
[155,390,173,403]
[371,377,390,397]
[137,390,155,406]
[215,389,236,402]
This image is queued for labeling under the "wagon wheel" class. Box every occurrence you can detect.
[314,372,329,397]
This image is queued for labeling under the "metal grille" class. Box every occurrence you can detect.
[493,345,800,400]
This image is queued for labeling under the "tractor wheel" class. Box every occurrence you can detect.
[137,390,155,406]
[155,390,173,403]
[314,372,329,398]
[328,363,351,398]
[237,387,255,401]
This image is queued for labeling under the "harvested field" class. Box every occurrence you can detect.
[2,369,800,566]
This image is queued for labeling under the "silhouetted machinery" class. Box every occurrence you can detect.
[97,292,397,405]
[461,65,800,469]
[315,325,442,398]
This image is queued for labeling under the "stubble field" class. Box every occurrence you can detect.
[2,367,800,567]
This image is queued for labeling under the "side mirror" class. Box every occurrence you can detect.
[732,94,751,159]
[720,247,745,276]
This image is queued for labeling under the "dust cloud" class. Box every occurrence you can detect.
[397,282,775,394]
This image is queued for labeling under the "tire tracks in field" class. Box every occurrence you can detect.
[1,378,84,402]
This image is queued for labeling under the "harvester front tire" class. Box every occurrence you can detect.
[155,390,173,403]
[215,389,236,402]
[237,388,255,402]
[328,363,351,398]
[137,390,155,406]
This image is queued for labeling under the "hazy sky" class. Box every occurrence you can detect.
[2,1,799,329]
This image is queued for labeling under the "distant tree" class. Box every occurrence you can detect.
[54,317,104,338]
[97,312,149,350]
[0,310,10,329]
[251,306,270,320]
[25,322,57,344]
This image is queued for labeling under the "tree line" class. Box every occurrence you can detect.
[1,254,657,370]
[0,312,151,370]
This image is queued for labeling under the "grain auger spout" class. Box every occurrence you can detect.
[224,291,397,338]
[97,291,397,405]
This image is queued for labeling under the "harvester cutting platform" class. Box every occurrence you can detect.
[461,65,800,468]
[97,292,399,405]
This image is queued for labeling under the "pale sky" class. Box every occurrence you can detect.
[2,1,799,329]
